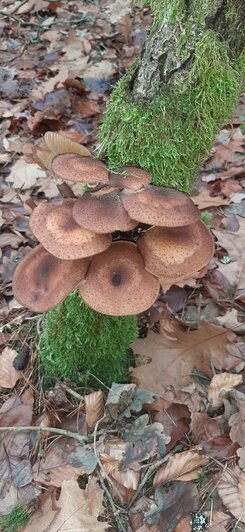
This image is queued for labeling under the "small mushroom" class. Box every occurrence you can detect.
[79,241,160,316]
[51,154,109,184]
[109,166,152,190]
[12,245,89,312]
[73,192,138,234]
[30,199,112,259]
[137,221,214,280]
[121,185,199,226]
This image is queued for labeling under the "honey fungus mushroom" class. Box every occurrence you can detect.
[79,241,160,316]
[121,185,199,227]
[12,245,89,312]
[137,222,214,283]
[73,192,138,234]
[51,154,109,184]
[109,166,152,191]
[29,199,112,259]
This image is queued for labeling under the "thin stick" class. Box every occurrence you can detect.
[97,471,127,532]
[0,425,87,445]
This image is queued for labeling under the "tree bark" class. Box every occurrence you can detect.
[100,0,245,191]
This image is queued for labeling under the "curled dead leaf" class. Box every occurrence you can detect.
[154,451,209,487]
[208,372,243,408]
[85,390,105,431]
[0,347,22,388]
[217,466,245,523]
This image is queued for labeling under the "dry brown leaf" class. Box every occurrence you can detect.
[6,157,46,190]
[85,390,105,431]
[0,347,22,388]
[112,466,140,490]
[132,321,229,397]
[190,412,222,444]
[213,217,245,291]
[192,188,229,209]
[217,466,245,523]
[0,233,24,249]
[208,372,243,408]
[217,308,245,334]
[32,439,86,487]
[23,478,108,531]
[153,451,209,487]
[237,448,245,471]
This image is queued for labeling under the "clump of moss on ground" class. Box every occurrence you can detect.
[40,292,138,389]
[99,30,244,192]
[0,504,31,532]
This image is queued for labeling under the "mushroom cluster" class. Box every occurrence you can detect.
[13,132,214,316]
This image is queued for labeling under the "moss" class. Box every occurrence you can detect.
[100,31,242,191]
[0,504,31,532]
[40,292,138,389]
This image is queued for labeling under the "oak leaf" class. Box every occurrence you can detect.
[153,451,209,487]
[131,321,229,396]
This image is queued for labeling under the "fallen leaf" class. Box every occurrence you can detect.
[131,321,229,396]
[213,217,245,291]
[190,412,222,444]
[217,466,245,523]
[208,373,243,408]
[6,157,46,189]
[192,188,229,209]
[85,390,105,431]
[0,347,22,388]
[237,448,245,471]
[23,478,108,531]
[154,451,209,486]
[0,233,24,248]
[217,308,245,334]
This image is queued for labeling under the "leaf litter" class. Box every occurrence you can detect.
[0,0,245,529]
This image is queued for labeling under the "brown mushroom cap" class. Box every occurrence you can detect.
[51,154,109,184]
[121,185,199,226]
[79,241,160,316]
[109,166,152,191]
[30,199,112,259]
[137,221,214,279]
[12,245,89,312]
[73,192,138,234]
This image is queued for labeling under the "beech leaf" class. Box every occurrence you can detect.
[153,451,209,487]
[217,466,245,523]
[85,390,105,431]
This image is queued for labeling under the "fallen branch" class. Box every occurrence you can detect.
[0,425,87,445]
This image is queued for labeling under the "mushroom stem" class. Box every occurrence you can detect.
[57,182,77,199]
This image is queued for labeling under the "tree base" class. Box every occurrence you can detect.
[40,292,138,389]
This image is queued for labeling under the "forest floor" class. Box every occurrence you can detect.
[0,1,245,531]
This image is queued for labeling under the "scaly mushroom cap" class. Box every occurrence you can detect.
[51,154,109,184]
[109,166,152,191]
[137,221,214,279]
[73,192,138,234]
[12,245,89,312]
[121,185,199,227]
[30,199,112,259]
[79,241,160,316]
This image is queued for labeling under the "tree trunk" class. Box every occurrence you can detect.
[100,0,245,191]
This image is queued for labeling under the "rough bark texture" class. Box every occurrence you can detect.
[100,0,245,191]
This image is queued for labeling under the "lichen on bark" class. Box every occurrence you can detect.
[99,0,245,191]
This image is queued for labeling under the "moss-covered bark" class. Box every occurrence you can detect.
[100,0,245,191]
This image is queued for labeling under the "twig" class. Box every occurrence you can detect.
[0,425,87,445]
[97,471,127,532]
[55,379,85,402]
[93,417,124,505]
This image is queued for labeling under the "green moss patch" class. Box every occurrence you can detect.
[0,504,31,532]
[40,292,138,389]
[99,31,243,191]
